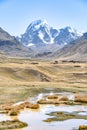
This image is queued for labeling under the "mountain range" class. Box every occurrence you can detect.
[0,19,87,61]
[18,19,82,46]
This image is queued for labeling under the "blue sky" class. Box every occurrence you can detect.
[0,0,87,36]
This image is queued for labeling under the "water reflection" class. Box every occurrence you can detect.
[0,92,87,130]
[0,114,11,121]
[17,104,87,130]
[37,93,43,100]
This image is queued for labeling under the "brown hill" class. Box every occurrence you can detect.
[53,33,87,62]
[0,27,32,57]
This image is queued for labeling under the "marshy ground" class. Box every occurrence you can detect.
[0,91,87,130]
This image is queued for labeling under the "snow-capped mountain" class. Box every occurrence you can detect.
[54,26,82,45]
[18,19,82,47]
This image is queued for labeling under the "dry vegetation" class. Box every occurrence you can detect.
[0,58,87,104]
[0,119,27,129]
[59,96,69,101]
[37,94,84,105]
[44,111,87,122]
[0,101,39,116]
[47,95,58,99]
[79,125,87,130]
[75,94,87,103]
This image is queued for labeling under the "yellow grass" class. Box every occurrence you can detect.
[0,58,87,104]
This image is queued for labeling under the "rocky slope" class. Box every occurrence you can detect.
[53,33,87,61]
[0,27,32,57]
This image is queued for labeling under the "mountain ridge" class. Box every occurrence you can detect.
[0,19,87,61]
[0,27,33,57]
[18,19,82,47]
[52,32,87,61]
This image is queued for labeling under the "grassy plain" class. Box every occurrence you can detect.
[0,58,87,104]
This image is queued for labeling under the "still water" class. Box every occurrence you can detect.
[0,92,87,130]
[20,105,87,130]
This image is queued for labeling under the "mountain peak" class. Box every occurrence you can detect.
[19,19,83,46]
[30,19,47,25]
[64,26,74,32]
[63,26,82,36]
[26,19,48,32]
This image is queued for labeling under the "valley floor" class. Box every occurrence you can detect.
[0,58,87,104]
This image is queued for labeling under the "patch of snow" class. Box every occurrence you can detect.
[68,28,75,33]
[38,31,48,44]
[38,31,44,40]
[38,30,54,44]
[50,37,54,44]
[76,32,83,37]
[27,43,34,47]
[64,42,67,45]
[67,27,83,37]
